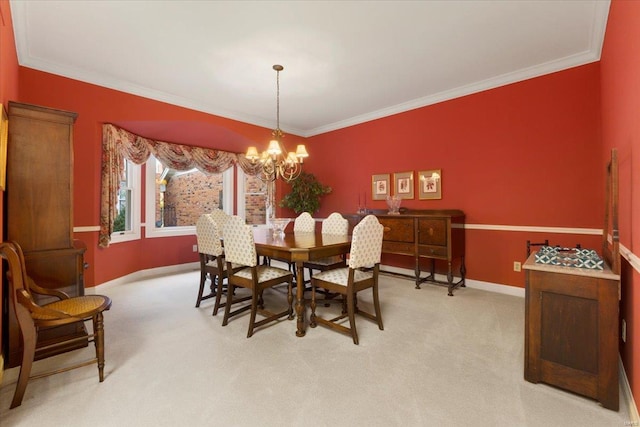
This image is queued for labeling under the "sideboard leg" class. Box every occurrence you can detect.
[447,261,455,296]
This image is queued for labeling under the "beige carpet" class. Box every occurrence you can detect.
[0,267,633,426]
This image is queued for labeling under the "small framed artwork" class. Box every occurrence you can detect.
[394,171,414,199]
[418,169,442,200]
[371,173,390,200]
[0,105,8,191]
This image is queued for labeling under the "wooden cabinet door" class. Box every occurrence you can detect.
[525,269,619,410]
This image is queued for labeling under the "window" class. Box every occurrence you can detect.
[110,159,141,243]
[145,156,233,238]
[237,168,268,226]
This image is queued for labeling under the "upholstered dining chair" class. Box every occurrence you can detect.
[293,211,316,232]
[304,212,349,277]
[222,216,294,337]
[310,214,384,344]
[208,208,230,229]
[195,214,247,315]
[0,241,112,409]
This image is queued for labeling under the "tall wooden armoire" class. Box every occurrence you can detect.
[3,101,87,368]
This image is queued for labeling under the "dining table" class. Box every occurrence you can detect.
[252,228,352,337]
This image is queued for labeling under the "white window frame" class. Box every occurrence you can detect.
[110,160,142,244]
[144,157,234,238]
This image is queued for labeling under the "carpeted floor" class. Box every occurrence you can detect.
[0,268,633,426]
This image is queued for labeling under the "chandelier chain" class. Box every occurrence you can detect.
[276,67,280,131]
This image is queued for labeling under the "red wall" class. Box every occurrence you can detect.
[10,19,606,290]
[2,0,638,409]
[306,63,604,287]
[15,68,306,286]
[600,0,640,410]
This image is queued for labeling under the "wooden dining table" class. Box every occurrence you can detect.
[252,228,352,337]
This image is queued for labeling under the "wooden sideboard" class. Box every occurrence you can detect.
[523,253,619,410]
[346,210,465,295]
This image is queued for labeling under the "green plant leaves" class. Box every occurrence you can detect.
[279,172,331,213]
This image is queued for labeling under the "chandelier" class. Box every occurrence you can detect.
[245,65,309,183]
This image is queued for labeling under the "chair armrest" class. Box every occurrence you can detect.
[16,290,72,318]
[27,277,70,300]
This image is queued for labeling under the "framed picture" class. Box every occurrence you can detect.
[393,171,414,199]
[418,169,442,200]
[0,105,8,191]
[371,173,390,200]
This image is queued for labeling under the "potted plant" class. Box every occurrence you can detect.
[279,172,331,214]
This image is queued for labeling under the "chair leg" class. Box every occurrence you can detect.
[247,288,259,338]
[222,283,235,326]
[195,269,207,307]
[372,283,384,331]
[93,312,107,382]
[11,322,37,409]
[346,291,359,345]
[212,274,223,316]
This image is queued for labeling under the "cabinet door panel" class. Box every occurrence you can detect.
[540,291,598,373]
[418,219,447,246]
[379,217,414,243]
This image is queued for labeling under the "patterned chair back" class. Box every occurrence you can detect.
[348,215,383,269]
[321,213,348,235]
[222,216,257,267]
[196,215,223,257]
[294,212,315,232]
[209,208,230,228]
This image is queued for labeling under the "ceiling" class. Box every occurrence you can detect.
[11,1,610,138]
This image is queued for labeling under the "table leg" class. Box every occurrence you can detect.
[295,261,306,337]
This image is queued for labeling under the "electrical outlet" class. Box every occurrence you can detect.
[192,244,198,252]
[513,261,521,272]
[622,319,627,342]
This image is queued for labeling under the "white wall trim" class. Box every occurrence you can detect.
[379,265,525,298]
[620,356,640,425]
[621,244,640,274]
[464,223,602,235]
[74,226,100,233]
[90,262,199,291]
[77,222,640,276]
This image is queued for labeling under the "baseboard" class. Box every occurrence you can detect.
[93,262,200,291]
[379,264,526,298]
[620,356,640,423]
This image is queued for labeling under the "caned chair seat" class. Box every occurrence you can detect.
[0,241,112,409]
[32,295,111,320]
[222,216,294,338]
[310,215,384,344]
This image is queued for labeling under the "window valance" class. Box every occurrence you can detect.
[99,123,261,247]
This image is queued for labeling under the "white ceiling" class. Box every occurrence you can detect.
[11,1,610,138]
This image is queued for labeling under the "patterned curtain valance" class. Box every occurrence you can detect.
[99,123,257,248]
